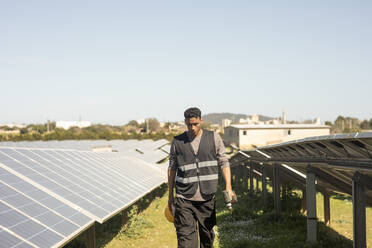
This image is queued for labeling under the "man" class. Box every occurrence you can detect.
[168,107,234,248]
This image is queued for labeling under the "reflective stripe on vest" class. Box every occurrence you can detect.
[176,174,218,184]
[198,160,218,168]
[178,160,218,171]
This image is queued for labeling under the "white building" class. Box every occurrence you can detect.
[239,114,261,124]
[56,121,91,130]
[221,119,232,128]
[224,124,331,150]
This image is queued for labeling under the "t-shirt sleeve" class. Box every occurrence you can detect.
[214,131,230,169]
[168,140,178,171]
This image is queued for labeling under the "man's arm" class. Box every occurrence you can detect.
[222,166,232,192]
[168,168,176,209]
[168,141,177,209]
[214,132,236,199]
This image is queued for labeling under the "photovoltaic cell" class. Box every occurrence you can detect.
[0,147,166,222]
[0,201,64,248]
[0,167,92,247]
[0,148,110,219]
[0,139,168,247]
[0,228,33,248]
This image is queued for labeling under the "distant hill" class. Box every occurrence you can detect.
[202,113,275,125]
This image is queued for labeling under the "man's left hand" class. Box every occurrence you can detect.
[226,189,237,203]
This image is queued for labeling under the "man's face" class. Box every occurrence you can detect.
[185,117,202,137]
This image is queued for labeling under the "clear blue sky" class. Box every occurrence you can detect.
[1,1,371,125]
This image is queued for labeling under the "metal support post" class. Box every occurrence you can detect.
[323,192,330,226]
[234,167,239,190]
[249,161,254,195]
[352,172,366,248]
[262,164,267,208]
[244,163,249,192]
[306,166,317,243]
[238,165,243,191]
[121,210,128,226]
[273,163,281,218]
[86,223,96,248]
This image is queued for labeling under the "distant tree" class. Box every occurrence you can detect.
[20,128,28,135]
[360,120,370,130]
[127,120,139,127]
[201,121,212,130]
[49,121,56,131]
[79,130,99,139]
[333,116,360,133]
[334,116,345,132]
[138,122,146,130]
[31,133,42,140]
[324,121,332,126]
[3,121,181,142]
[69,126,82,134]
[0,126,15,131]
[333,116,347,133]
[163,122,171,130]
[27,124,47,134]
[147,118,160,133]
[110,125,122,132]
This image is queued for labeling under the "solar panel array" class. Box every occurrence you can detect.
[234,132,372,205]
[0,139,170,248]
[229,132,372,247]
[229,153,330,196]
[0,139,169,164]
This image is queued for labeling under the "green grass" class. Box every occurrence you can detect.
[64,178,371,248]
[216,177,372,248]
[316,192,372,247]
[216,189,353,248]
[63,184,177,248]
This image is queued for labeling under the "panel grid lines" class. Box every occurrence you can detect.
[23,150,122,211]
[0,139,169,247]
[0,226,37,248]
[0,179,83,229]
[0,150,110,220]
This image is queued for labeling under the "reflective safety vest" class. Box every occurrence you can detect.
[173,130,218,198]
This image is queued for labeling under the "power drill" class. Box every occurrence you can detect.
[223,190,237,211]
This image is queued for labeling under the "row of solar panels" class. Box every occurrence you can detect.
[0,139,170,248]
[0,139,171,164]
[230,132,372,206]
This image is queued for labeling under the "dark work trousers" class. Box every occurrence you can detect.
[174,197,216,248]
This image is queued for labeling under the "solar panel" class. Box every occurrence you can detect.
[0,227,34,248]
[0,140,171,164]
[0,166,93,247]
[0,166,91,225]
[0,148,112,219]
[82,151,166,189]
[235,132,372,206]
[0,139,169,247]
[0,147,166,223]
[0,199,64,248]
[160,144,171,154]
